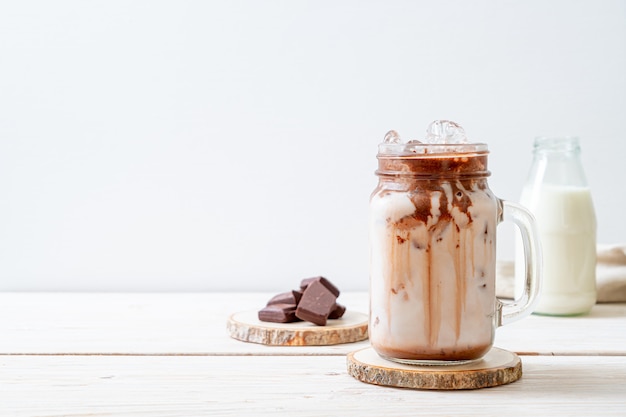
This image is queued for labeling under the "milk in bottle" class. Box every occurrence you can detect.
[516,137,596,316]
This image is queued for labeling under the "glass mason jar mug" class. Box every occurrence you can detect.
[369,125,542,365]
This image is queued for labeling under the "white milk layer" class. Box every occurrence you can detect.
[517,185,596,315]
[369,182,498,361]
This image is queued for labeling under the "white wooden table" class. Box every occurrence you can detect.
[1,292,625,416]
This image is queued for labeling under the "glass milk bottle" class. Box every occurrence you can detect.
[516,137,597,316]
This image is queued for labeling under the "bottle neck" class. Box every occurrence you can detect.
[526,137,588,188]
[533,137,581,157]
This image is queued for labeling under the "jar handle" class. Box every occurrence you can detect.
[497,199,542,326]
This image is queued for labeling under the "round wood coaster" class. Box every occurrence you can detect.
[227,310,368,346]
[347,346,521,390]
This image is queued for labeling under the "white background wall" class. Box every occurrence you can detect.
[1,0,625,291]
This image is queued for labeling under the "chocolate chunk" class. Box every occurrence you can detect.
[299,276,340,297]
[258,303,300,323]
[256,276,346,326]
[328,303,346,320]
[267,290,302,306]
[296,280,337,326]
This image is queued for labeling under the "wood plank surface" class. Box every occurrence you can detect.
[0,355,624,417]
[0,292,370,355]
[1,292,625,416]
[1,293,624,356]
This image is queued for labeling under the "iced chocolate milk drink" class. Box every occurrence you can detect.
[369,121,542,365]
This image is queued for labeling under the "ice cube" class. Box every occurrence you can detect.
[424,120,467,144]
[383,130,402,144]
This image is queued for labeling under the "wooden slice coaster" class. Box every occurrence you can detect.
[347,346,521,390]
[227,310,368,346]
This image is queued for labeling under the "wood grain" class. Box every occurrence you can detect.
[0,355,624,416]
[347,347,521,390]
[0,293,624,356]
[0,293,625,416]
[227,310,368,346]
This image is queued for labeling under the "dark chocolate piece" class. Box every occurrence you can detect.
[267,290,302,306]
[328,303,346,320]
[296,280,337,326]
[258,303,300,323]
[299,276,340,297]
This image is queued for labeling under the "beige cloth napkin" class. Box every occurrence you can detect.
[496,244,626,303]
